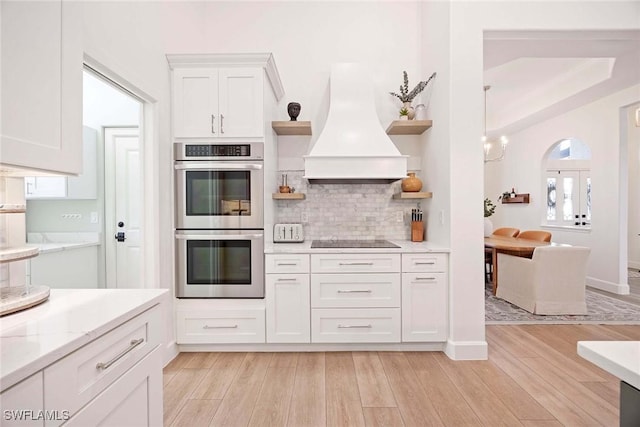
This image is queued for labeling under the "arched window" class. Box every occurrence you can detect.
[544,138,591,228]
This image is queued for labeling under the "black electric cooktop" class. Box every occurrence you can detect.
[310,239,400,249]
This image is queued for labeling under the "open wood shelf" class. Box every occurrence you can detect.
[0,246,39,263]
[392,191,433,200]
[272,121,312,136]
[501,193,530,204]
[0,204,26,214]
[386,120,432,135]
[272,193,306,200]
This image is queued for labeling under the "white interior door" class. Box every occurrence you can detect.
[105,127,140,288]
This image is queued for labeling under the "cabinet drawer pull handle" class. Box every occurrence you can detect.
[96,338,144,370]
[211,115,216,134]
[276,263,298,266]
[338,262,374,266]
[338,324,372,329]
[203,324,238,329]
[220,114,225,134]
[416,277,436,281]
[337,289,372,293]
[415,261,436,265]
[277,278,298,282]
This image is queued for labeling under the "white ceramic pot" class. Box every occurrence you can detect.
[484,218,493,237]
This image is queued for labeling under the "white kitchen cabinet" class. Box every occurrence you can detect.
[167,53,284,141]
[310,273,400,308]
[176,307,266,344]
[0,372,44,427]
[25,127,98,200]
[0,0,83,175]
[311,253,401,273]
[171,68,263,138]
[401,253,448,342]
[62,348,162,427]
[311,308,401,343]
[266,273,310,343]
[29,246,98,289]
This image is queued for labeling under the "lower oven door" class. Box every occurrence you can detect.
[176,230,264,298]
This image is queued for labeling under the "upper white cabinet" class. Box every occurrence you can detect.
[25,127,98,200]
[0,0,83,175]
[167,53,284,141]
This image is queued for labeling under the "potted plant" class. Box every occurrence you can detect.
[390,71,437,120]
[484,198,496,237]
[399,107,409,120]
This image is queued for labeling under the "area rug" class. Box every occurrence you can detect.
[486,288,640,324]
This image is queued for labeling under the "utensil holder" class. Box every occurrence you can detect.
[411,221,424,242]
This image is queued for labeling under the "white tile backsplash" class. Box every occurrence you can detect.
[274,171,426,240]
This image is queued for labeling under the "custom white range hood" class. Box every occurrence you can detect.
[303,63,407,183]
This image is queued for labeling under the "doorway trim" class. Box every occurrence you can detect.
[83,54,160,290]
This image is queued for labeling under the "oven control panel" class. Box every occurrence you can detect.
[274,223,304,243]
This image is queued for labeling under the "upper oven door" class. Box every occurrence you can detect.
[175,161,264,229]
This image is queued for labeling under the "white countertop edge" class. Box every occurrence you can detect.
[0,288,169,392]
[34,241,100,254]
[577,341,640,389]
[265,240,450,254]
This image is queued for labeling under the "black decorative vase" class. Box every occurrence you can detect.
[287,102,301,121]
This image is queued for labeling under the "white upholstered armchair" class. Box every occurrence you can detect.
[496,246,591,315]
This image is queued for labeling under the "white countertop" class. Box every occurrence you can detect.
[27,232,101,254]
[265,239,450,254]
[577,341,640,389]
[0,288,168,392]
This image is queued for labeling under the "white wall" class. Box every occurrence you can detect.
[486,85,639,293]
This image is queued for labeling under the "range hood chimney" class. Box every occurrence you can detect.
[303,63,407,183]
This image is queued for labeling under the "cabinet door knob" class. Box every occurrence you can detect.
[211,115,216,134]
[220,114,225,134]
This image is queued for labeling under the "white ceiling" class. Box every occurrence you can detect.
[483,30,640,137]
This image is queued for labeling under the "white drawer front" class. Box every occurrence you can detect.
[402,253,447,272]
[311,308,400,343]
[176,308,265,344]
[311,273,400,308]
[44,306,161,425]
[265,253,309,274]
[311,254,400,273]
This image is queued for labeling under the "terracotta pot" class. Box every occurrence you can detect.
[401,172,422,192]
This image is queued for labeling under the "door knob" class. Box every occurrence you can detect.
[118,221,124,227]
[115,232,126,242]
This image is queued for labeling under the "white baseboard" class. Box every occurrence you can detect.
[628,261,640,270]
[587,276,630,295]
[178,342,446,352]
[163,340,179,367]
[444,340,488,360]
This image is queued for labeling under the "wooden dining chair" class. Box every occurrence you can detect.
[517,230,552,242]
[485,227,521,283]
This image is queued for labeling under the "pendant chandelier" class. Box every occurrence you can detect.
[483,85,508,163]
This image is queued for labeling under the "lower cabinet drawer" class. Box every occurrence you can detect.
[311,308,400,343]
[44,306,161,425]
[311,273,400,308]
[176,308,265,344]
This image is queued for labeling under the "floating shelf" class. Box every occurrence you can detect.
[386,120,433,135]
[502,193,530,204]
[0,246,39,263]
[392,192,433,200]
[0,204,26,214]
[272,121,312,136]
[272,193,306,200]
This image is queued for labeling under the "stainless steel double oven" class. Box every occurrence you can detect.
[175,142,264,298]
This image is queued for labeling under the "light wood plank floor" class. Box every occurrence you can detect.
[164,324,637,426]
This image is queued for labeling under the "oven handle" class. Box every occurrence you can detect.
[174,163,263,171]
[175,233,264,240]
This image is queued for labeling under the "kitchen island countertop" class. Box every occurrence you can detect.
[0,288,168,392]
